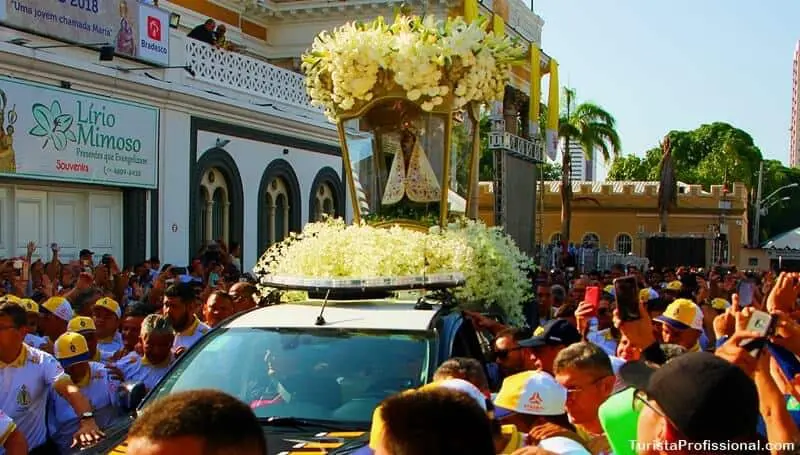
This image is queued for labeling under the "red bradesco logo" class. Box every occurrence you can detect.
[147,16,161,41]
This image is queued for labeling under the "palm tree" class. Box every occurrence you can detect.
[557,88,621,253]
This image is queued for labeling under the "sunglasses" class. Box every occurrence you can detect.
[493,347,523,360]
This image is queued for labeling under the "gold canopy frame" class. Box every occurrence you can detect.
[335,92,480,229]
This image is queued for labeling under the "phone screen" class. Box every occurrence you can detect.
[585,286,601,316]
[740,310,776,357]
[614,276,640,321]
[737,281,754,306]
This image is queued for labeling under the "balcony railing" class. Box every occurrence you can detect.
[185,39,320,113]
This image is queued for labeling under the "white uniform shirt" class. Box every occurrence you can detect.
[97,332,124,362]
[0,409,16,448]
[116,352,174,391]
[47,362,120,453]
[24,334,48,350]
[173,317,210,351]
[0,345,70,448]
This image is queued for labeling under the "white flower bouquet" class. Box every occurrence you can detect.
[301,14,527,122]
[254,218,533,324]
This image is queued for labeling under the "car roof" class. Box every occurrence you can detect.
[224,300,446,331]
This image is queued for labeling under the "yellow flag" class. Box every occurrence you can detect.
[463,0,478,22]
[493,14,505,35]
[492,0,507,35]
[545,58,559,160]
[529,45,541,137]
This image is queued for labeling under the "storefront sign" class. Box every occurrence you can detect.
[0,76,158,189]
[0,0,170,66]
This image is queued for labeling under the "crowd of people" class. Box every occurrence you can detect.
[0,240,259,454]
[2,235,800,454]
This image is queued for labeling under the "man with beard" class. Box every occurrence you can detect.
[162,283,209,354]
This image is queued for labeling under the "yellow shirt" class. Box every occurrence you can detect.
[498,424,526,454]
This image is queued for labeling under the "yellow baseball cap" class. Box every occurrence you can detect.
[603,285,615,295]
[639,288,659,302]
[2,294,22,304]
[94,297,121,318]
[654,298,704,331]
[20,299,38,313]
[710,298,731,311]
[494,370,567,417]
[54,332,90,367]
[42,297,74,322]
[664,280,682,291]
[68,316,96,334]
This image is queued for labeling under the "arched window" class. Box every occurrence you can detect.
[615,233,633,255]
[312,182,336,222]
[581,233,600,249]
[266,178,292,246]
[200,168,230,245]
[550,233,562,246]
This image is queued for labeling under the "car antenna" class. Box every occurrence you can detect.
[315,288,331,326]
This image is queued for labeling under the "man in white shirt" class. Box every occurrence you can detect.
[0,300,103,453]
[116,314,175,391]
[163,283,209,353]
[92,297,124,360]
[48,332,120,453]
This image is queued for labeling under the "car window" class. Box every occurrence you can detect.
[147,328,433,424]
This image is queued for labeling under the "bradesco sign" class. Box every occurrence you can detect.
[0,76,158,189]
[0,0,170,66]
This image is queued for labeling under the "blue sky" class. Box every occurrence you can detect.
[531,0,800,178]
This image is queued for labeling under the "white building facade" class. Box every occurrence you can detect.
[0,20,346,271]
[0,0,544,270]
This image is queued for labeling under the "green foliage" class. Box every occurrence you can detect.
[607,154,654,181]
[610,121,798,242]
[540,161,562,180]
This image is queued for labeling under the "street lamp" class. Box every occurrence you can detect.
[753,178,798,247]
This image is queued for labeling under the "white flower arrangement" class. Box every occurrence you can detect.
[254,218,533,325]
[301,14,527,122]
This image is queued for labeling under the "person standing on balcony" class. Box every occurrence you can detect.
[188,19,216,46]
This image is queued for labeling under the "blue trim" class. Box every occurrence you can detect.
[58,351,91,367]
[654,315,691,331]
[715,335,729,350]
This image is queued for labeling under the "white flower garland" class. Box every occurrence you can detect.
[302,15,527,122]
[254,218,533,325]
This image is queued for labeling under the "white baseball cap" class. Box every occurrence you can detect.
[493,370,567,417]
[429,378,488,412]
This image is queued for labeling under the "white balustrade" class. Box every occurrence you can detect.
[185,38,320,113]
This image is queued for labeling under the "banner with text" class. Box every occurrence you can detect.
[0,0,170,66]
[0,76,159,189]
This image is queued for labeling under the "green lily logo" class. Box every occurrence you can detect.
[28,101,77,151]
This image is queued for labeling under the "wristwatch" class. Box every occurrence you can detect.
[80,411,94,421]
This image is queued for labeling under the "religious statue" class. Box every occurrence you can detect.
[381,129,441,206]
[0,89,17,173]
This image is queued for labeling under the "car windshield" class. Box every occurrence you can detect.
[146,327,433,425]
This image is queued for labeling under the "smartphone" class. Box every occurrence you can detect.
[614,276,641,321]
[585,286,601,317]
[737,280,754,306]
[739,310,777,358]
